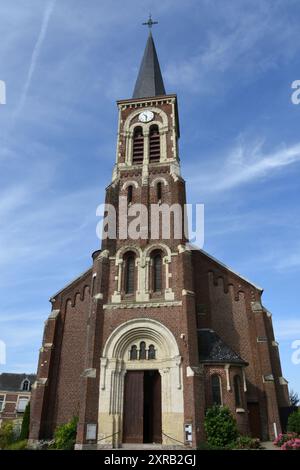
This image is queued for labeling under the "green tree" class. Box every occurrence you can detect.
[287,409,300,434]
[20,402,30,440]
[204,405,239,448]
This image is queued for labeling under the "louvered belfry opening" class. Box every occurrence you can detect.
[149,125,160,162]
[132,126,144,164]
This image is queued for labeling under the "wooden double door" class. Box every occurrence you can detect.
[123,370,162,444]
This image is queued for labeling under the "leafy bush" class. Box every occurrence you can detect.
[53,416,78,450]
[235,436,261,449]
[204,405,238,448]
[20,403,30,440]
[5,440,28,450]
[287,409,300,434]
[0,421,15,449]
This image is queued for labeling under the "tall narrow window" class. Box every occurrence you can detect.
[148,344,156,360]
[157,182,162,201]
[127,185,133,205]
[132,127,144,164]
[125,253,135,294]
[149,125,160,162]
[211,374,222,405]
[130,345,137,360]
[139,341,146,360]
[153,251,162,292]
[234,375,242,407]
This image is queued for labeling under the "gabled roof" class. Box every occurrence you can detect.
[0,373,36,392]
[132,32,166,99]
[198,329,248,366]
[50,266,92,300]
[189,244,263,292]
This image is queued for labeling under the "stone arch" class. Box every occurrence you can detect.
[151,176,168,187]
[123,107,168,133]
[98,318,184,448]
[102,318,180,360]
[122,108,169,165]
[115,245,142,264]
[121,180,139,190]
[144,242,172,262]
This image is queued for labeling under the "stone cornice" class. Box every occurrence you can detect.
[103,300,182,310]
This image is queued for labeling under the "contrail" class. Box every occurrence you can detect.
[15,0,56,115]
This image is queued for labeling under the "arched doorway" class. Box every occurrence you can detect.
[98,318,183,448]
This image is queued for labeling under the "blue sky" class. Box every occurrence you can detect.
[0,0,299,395]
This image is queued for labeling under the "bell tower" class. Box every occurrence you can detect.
[101,23,188,305]
[94,20,201,448]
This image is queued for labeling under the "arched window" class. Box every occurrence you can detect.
[130,345,137,360]
[211,374,222,405]
[157,182,162,201]
[21,379,30,391]
[149,125,160,162]
[139,341,146,360]
[127,185,133,205]
[152,251,162,292]
[124,253,135,294]
[234,375,242,407]
[148,344,156,360]
[132,127,144,164]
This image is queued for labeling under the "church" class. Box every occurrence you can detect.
[29,24,289,449]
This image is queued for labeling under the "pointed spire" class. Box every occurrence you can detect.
[132,22,166,99]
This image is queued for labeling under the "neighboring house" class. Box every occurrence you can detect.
[0,373,36,427]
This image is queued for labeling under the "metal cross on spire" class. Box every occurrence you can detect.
[142,14,158,30]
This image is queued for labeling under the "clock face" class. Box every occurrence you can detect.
[138,110,154,123]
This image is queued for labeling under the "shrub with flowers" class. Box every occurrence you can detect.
[273,432,298,447]
[281,437,300,450]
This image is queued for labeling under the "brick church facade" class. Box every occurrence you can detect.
[29,28,289,449]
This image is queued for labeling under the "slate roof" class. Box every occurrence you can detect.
[132,32,166,99]
[0,373,36,392]
[198,329,248,365]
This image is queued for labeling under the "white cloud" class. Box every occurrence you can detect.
[187,139,300,192]
[273,319,300,340]
[14,0,57,118]
[276,253,300,271]
[164,1,300,93]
